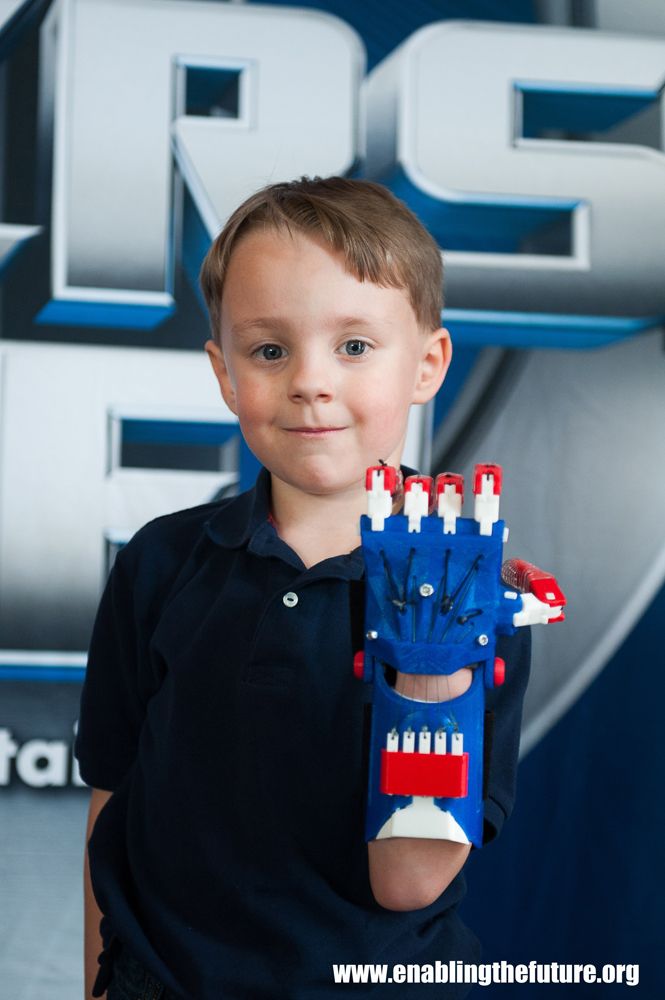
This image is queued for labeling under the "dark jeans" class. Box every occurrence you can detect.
[107,942,175,1000]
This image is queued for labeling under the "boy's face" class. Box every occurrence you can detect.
[206,227,450,499]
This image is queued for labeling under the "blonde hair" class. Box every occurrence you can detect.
[199,176,443,342]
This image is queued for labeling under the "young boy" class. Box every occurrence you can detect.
[76,177,530,999]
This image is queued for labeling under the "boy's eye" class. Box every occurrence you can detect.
[343,339,368,357]
[256,344,284,361]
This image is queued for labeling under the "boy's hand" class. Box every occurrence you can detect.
[84,788,112,1000]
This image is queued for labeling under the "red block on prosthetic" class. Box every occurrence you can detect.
[365,465,398,494]
[380,750,469,798]
[473,463,503,495]
[435,472,464,502]
[404,475,435,514]
[494,657,506,686]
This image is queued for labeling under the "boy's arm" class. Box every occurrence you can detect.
[367,666,472,910]
[84,788,113,1000]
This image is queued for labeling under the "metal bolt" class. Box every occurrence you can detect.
[366,630,378,640]
[477,634,489,646]
[419,583,434,597]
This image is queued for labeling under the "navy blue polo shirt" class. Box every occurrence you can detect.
[75,467,530,999]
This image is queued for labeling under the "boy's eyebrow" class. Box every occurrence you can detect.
[230,315,379,337]
[336,316,378,330]
[230,318,279,337]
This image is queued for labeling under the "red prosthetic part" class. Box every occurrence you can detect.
[404,475,435,514]
[493,657,505,686]
[365,464,399,495]
[473,463,503,495]
[380,750,469,798]
[353,651,364,679]
[502,558,566,620]
[435,472,464,503]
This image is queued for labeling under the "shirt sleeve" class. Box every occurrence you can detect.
[482,625,532,845]
[74,544,165,791]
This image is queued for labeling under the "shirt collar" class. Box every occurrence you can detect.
[204,466,273,550]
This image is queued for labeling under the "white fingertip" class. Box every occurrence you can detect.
[512,592,555,626]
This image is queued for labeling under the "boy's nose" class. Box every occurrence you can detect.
[287,354,335,403]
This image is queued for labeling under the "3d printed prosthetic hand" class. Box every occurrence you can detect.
[354,464,566,848]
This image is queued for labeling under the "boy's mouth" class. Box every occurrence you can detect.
[284,426,346,436]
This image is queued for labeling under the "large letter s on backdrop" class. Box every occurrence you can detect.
[364,21,665,345]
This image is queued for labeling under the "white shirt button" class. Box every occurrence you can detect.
[283,592,299,608]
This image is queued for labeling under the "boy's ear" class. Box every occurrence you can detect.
[412,327,452,404]
[205,339,238,415]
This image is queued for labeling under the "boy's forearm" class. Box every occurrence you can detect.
[84,788,112,1000]
[368,837,471,911]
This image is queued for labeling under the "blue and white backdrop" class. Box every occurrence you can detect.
[1,0,664,996]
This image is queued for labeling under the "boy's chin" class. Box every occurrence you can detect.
[271,459,365,498]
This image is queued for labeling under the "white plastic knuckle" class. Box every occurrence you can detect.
[438,486,461,535]
[474,493,500,536]
[367,489,392,531]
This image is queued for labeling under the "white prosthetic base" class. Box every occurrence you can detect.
[375,796,470,844]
